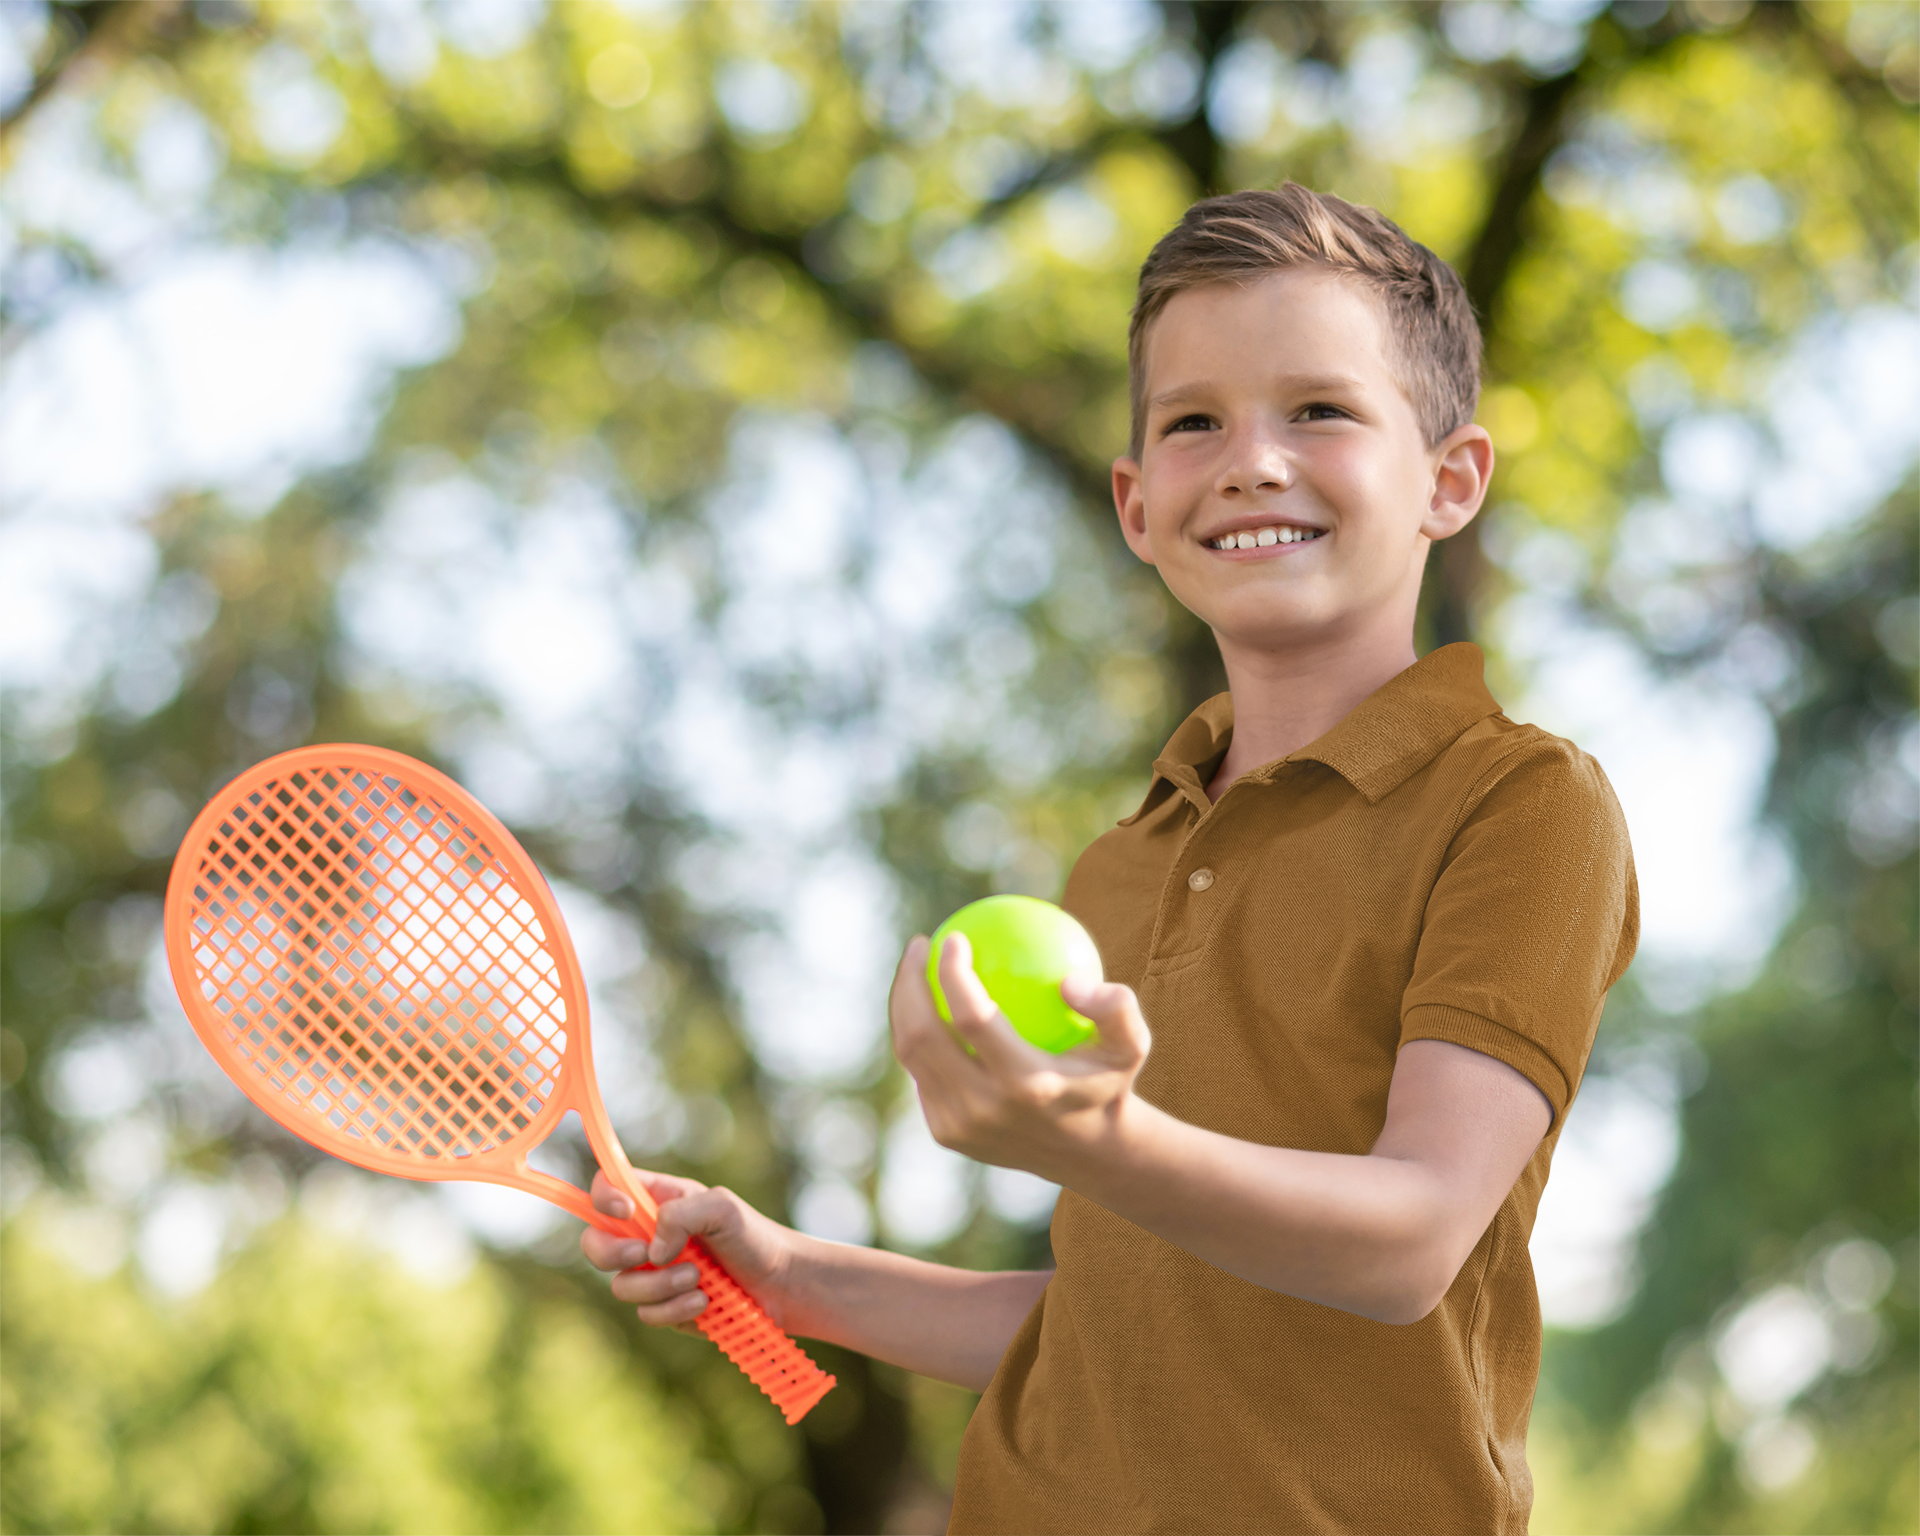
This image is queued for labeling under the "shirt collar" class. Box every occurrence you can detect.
[1134,643,1502,817]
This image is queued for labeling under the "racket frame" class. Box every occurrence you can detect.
[163,743,665,1238]
[166,743,837,1424]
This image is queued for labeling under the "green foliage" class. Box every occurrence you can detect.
[0,1206,718,1535]
[1533,487,1919,1535]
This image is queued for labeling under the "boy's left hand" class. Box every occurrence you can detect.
[889,931,1150,1183]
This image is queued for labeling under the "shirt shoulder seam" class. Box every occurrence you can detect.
[1443,726,1544,846]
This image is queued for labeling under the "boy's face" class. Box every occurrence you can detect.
[1113,269,1490,664]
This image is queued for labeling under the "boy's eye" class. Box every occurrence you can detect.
[1164,414,1215,434]
[1300,403,1350,421]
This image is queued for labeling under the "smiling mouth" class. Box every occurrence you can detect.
[1206,526,1326,551]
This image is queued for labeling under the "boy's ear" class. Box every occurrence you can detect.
[1112,456,1156,565]
[1422,423,1494,542]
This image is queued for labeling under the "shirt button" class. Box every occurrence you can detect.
[1187,868,1216,892]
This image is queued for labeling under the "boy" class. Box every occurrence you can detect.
[584,184,1638,1534]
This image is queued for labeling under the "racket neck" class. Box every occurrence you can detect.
[498,1164,653,1240]
[572,1086,662,1235]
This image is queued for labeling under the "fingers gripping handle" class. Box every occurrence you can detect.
[596,1147,662,1240]
[684,1237,837,1425]
[579,1134,835,1422]
[571,1165,836,1424]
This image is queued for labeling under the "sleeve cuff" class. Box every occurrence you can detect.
[1399,1003,1572,1128]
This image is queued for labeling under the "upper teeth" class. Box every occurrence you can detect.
[1212,527,1321,549]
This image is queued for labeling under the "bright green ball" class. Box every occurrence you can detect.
[926,895,1103,1054]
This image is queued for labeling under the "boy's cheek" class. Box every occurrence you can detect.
[1149,564,1225,625]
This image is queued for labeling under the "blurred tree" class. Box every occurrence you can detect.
[1,1,1913,1532]
[0,1203,729,1534]
[1534,483,1919,1532]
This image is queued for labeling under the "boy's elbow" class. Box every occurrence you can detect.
[1350,1246,1466,1326]
[1368,1283,1449,1327]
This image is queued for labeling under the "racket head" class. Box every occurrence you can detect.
[164,745,597,1186]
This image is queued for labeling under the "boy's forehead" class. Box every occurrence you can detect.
[1143,269,1396,390]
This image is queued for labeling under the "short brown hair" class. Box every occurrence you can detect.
[1127,184,1482,458]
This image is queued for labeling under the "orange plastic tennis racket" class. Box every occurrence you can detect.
[162,744,835,1424]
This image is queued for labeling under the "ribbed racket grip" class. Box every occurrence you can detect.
[685,1237,836,1424]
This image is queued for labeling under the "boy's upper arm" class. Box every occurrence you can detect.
[1373,1037,1552,1256]
[1398,737,1639,1129]
[1370,1039,1553,1314]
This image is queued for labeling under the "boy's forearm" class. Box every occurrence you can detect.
[1055,1099,1456,1324]
[782,1235,1051,1391]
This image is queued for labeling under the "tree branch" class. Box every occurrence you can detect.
[1423,62,1584,649]
[1151,0,1252,195]
[0,0,181,148]
[1458,72,1584,324]
[1773,1,1917,266]
[403,121,1120,507]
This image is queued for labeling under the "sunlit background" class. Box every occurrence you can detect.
[1,2,1914,1532]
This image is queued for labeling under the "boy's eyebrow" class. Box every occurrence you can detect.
[1148,373,1369,409]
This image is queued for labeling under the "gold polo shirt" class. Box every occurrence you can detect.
[948,643,1639,1536]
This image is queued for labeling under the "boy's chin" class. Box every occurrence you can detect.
[1183,588,1332,638]
[1202,599,1410,658]
[1177,567,1424,641]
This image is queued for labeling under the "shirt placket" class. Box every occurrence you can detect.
[1142,768,1271,971]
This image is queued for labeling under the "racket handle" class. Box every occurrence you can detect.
[684,1236,837,1425]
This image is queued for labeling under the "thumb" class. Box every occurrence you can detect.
[1060,974,1150,1065]
[648,1185,745,1268]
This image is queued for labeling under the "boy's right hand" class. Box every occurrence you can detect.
[580,1169,804,1335]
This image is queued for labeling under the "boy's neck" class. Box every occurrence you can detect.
[1204,627,1421,802]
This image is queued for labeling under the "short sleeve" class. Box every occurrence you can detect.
[1399,737,1639,1127]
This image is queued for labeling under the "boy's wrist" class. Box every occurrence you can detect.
[773,1227,846,1341]
[1049,1089,1167,1209]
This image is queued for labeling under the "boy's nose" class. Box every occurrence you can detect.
[1216,451,1293,498]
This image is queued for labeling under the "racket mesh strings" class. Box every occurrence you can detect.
[182,763,567,1162]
